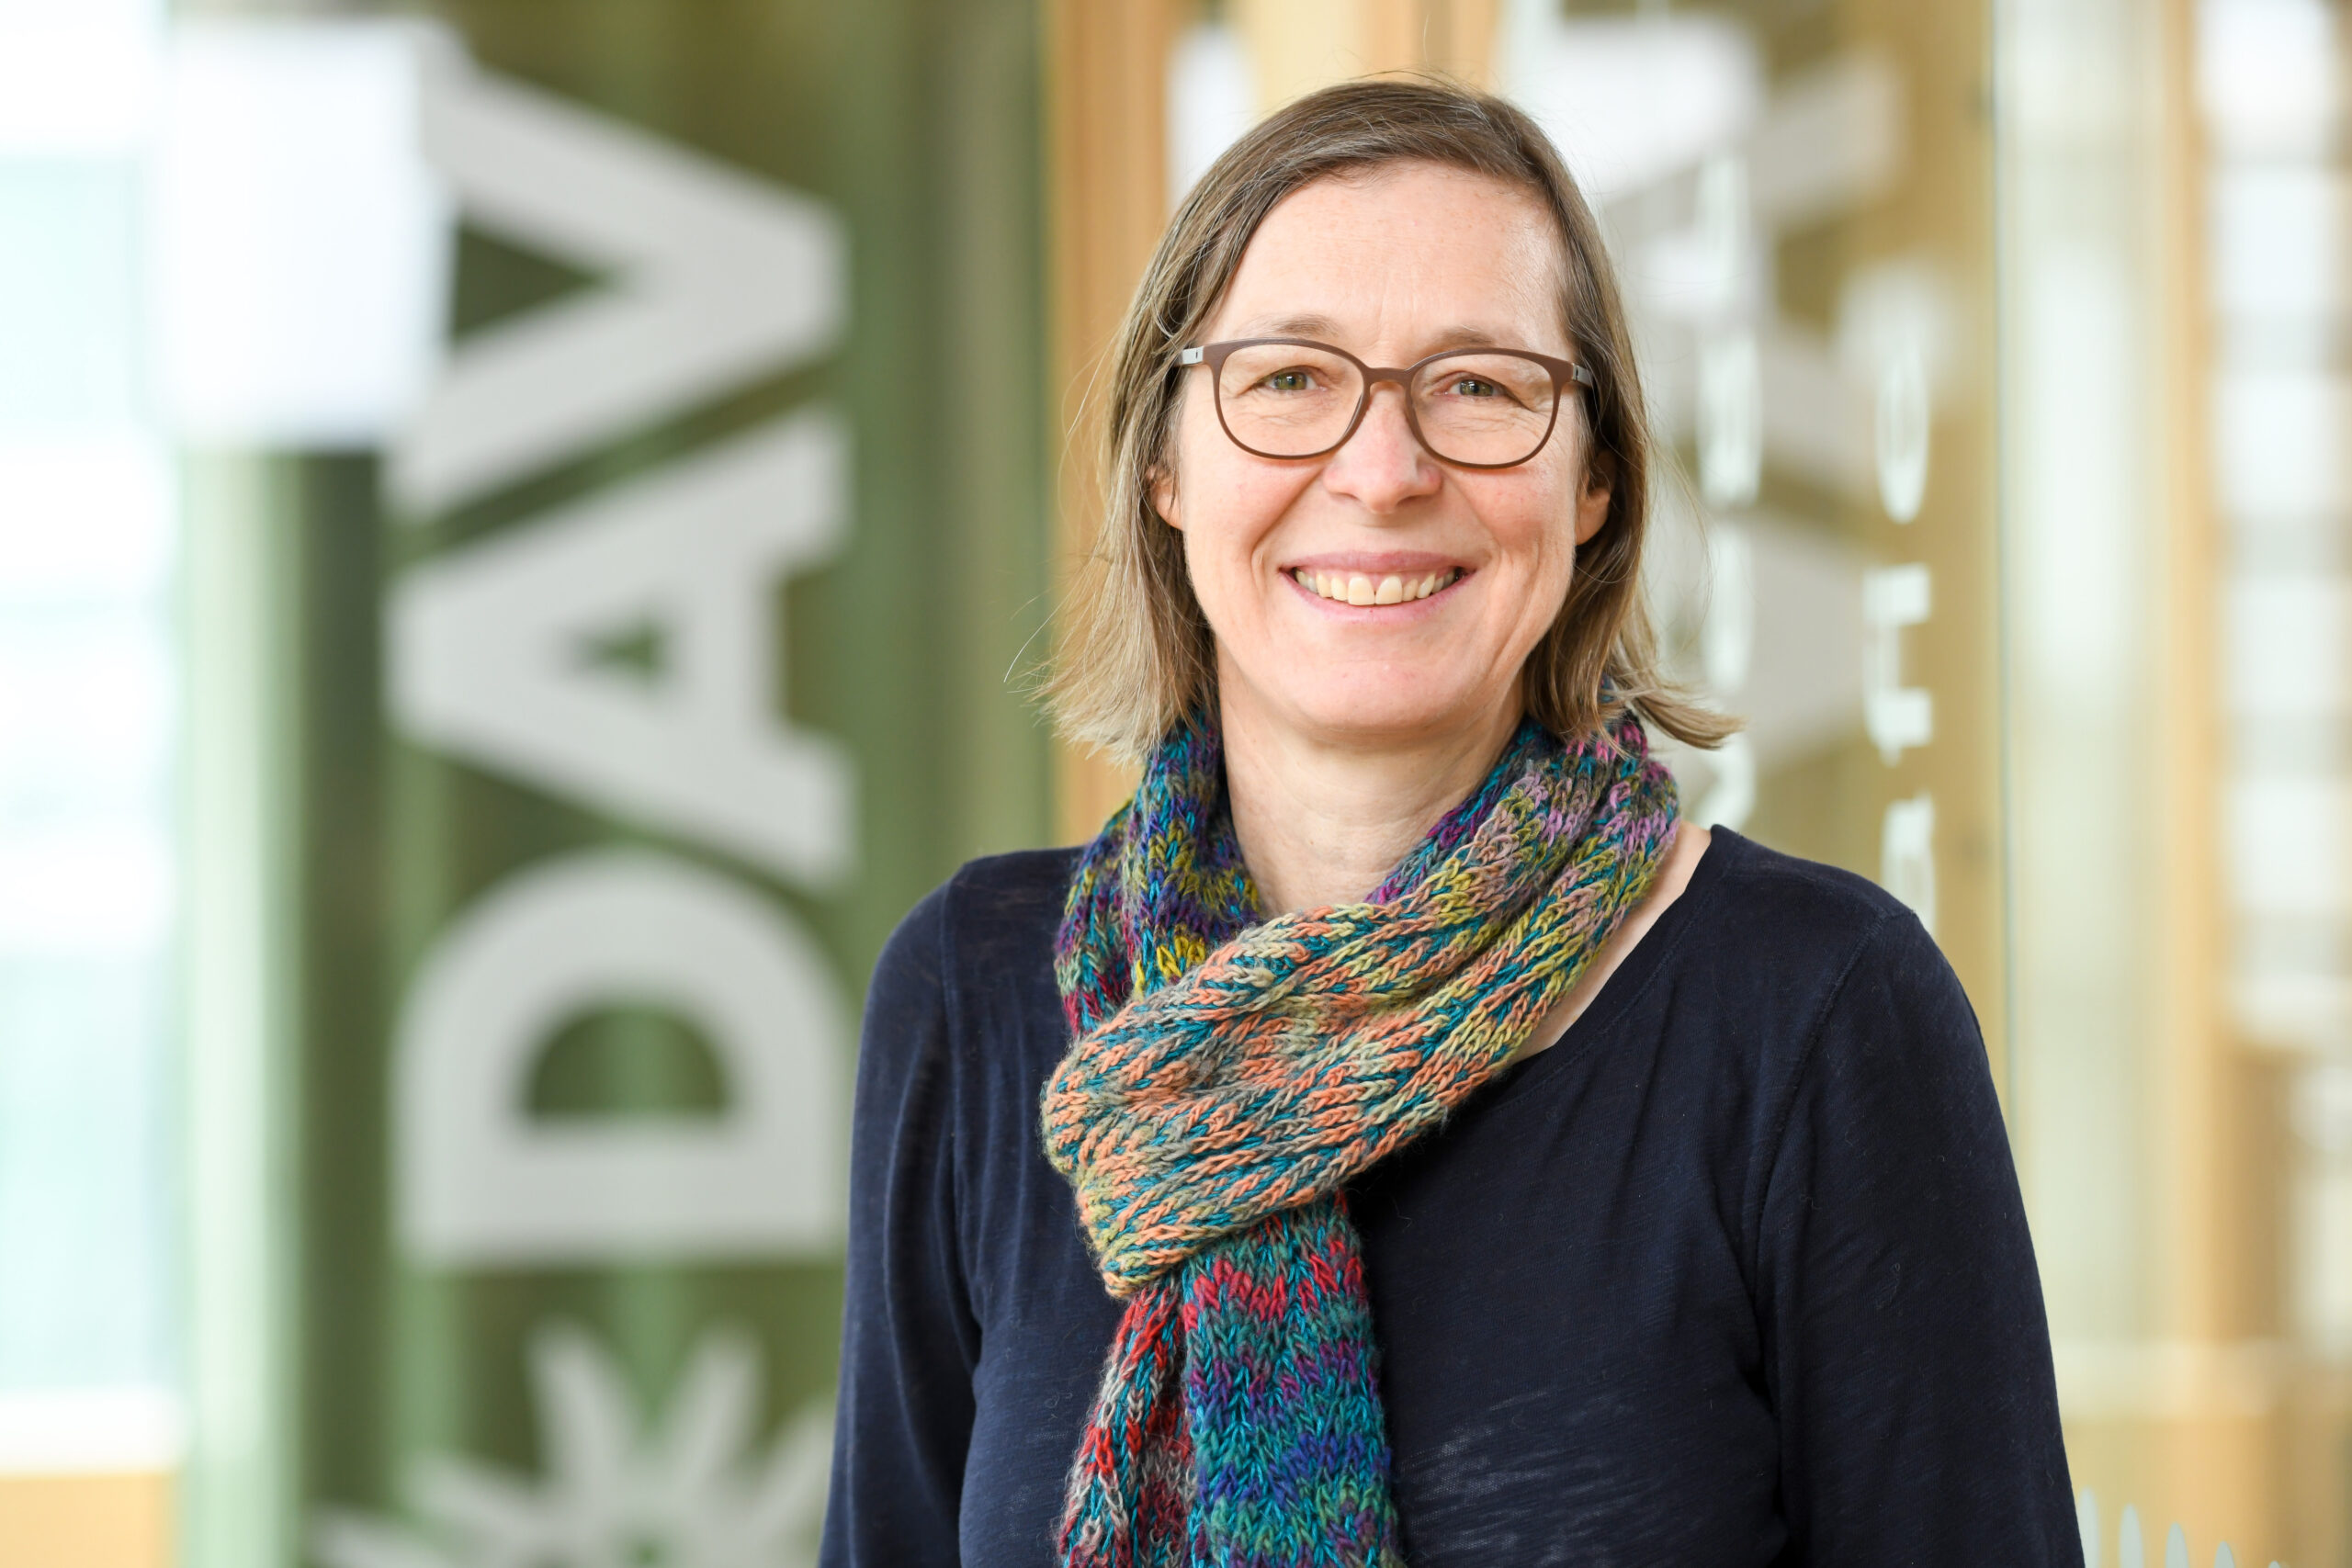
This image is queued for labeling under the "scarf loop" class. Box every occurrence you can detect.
[1044,712,1680,1567]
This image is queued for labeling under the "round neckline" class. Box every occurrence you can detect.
[1487,824,1740,1098]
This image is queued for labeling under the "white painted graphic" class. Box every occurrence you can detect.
[390,40,846,515]
[1645,503,1866,819]
[1862,563,1933,764]
[1747,527,1867,752]
[313,1322,831,1568]
[1699,329,1764,510]
[389,411,854,890]
[1692,523,1758,829]
[2074,1490,2269,1568]
[1702,521,1756,697]
[1744,53,1904,232]
[1881,792,1937,935]
[1503,2,1909,847]
[1692,155,1763,510]
[1498,6,1763,201]
[395,850,846,1265]
[1505,14,1905,505]
[1838,262,1955,527]
[1873,340,1931,524]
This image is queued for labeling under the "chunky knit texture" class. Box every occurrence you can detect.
[1044,712,1680,1567]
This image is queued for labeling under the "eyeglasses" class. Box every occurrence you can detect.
[1177,337,1594,470]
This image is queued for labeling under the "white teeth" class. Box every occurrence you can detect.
[1294,568,1459,604]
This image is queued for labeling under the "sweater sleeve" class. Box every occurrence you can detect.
[1758,911,2081,1564]
[820,885,980,1568]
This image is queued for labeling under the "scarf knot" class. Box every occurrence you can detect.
[1045,713,1678,1567]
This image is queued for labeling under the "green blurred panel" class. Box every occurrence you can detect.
[253,4,1051,1563]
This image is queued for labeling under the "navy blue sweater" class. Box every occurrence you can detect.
[821,829,2081,1566]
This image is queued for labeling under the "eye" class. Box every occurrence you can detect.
[1445,376,1501,399]
[1261,367,1317,393]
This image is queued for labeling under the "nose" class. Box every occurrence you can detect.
[1320,379,1442,515]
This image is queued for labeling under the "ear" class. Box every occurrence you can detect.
[1572,450,1612,546]
[1149,463,1182,531]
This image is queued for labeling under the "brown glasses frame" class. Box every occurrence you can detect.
[1178,336,1596,470]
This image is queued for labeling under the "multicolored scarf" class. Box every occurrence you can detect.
[1043,710,1680,1567]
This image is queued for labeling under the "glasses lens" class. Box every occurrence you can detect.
[1214,343,1365,457]
[1411,352,1559,466]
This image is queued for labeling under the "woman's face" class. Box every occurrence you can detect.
[1155,161,1610,753]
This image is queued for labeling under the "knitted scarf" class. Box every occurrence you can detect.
[1043,709,1680,1567]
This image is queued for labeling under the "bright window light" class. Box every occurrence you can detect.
[0,0,180,1471]
[0,1,162,158]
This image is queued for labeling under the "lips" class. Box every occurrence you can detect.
[1287,567,1464,606]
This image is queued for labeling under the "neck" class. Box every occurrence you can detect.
[1219,680,1522,915]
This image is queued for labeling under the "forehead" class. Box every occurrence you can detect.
[1212,161,1570,349]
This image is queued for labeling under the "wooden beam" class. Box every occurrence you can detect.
[1045,0,1183,843]
[0,1473,174,1568]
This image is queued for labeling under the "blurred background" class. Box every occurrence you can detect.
[0,0,2338,1562]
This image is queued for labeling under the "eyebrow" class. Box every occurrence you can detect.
[1230,315,1516,354]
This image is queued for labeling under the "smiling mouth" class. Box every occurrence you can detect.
[1288,567,1463,606]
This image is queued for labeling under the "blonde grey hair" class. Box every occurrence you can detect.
[1048,75,1734,761]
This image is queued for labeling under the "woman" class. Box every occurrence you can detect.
[824,79,2077,1566]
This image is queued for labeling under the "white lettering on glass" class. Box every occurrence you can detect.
[313,1322,833,1567]
[394,849,845,1265]
[1880,792,1937,935]
[1862,562,1933,764]
[388,411,855,890]
[1874,338,1930,524]
[383,41,855,1276]
[390,39,847,515]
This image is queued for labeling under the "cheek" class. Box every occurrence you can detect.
[1479,471,1584,585]
[1173,420,1302,579]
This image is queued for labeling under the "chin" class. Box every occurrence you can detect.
[1272,680,1500,749]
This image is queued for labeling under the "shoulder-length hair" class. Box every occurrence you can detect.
[1048,74,1734,762]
